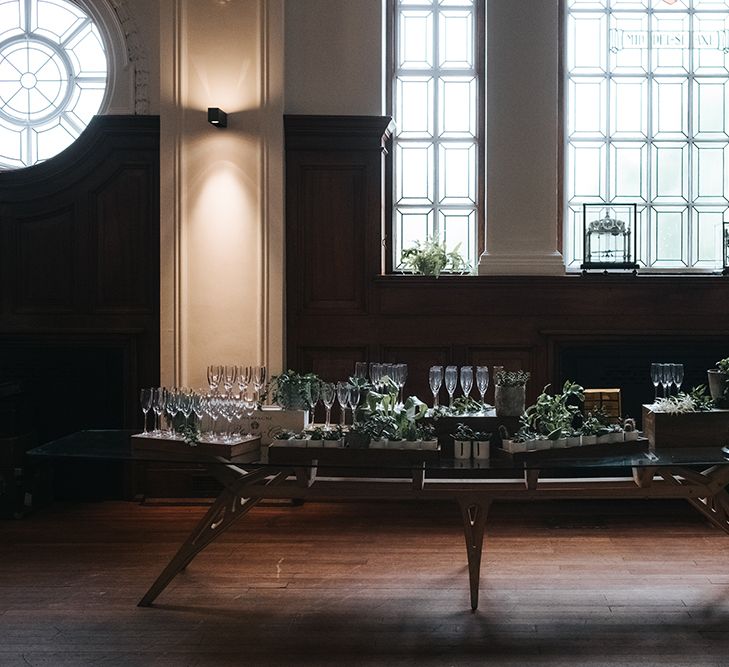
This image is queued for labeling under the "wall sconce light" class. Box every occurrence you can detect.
[207,107,227,128]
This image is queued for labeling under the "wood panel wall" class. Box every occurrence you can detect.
[285,115,729,419]
[0,115,160,450]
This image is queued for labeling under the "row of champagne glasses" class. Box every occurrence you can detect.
[353,362,408,404]
[316,381,361,428]
[140,387,259,442]
[429,366,491,410]
[650,363,684,400]
[206,365,267,397]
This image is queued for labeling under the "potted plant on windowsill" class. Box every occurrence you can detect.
[400,235,472,278]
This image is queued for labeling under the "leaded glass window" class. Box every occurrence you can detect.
[0,0,107,170]
[391,0,483,272]
[565,0,728,271]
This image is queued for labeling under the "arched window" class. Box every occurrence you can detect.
[390,0,485,273]
[565,0,727,271]
[0,0,108,169]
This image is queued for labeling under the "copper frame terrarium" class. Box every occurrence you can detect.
[581,204,638,272]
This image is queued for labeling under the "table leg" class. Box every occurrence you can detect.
[457,497,492,612]
[687,489,729,536]
[138,469,287,607]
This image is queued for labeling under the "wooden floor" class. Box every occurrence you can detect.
[2,498,729,666]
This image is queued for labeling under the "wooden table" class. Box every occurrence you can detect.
[28,431,729,612]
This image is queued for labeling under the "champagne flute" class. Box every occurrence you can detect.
[238,365,252,396]
[370,363,382,390]
[395,363,407,406]
[140,388,153,435]
[348,385,361,421]
[460,366,474,402]
[429,366,443,408]
[445,366,458,408]
[192,391,206,436]
[354,362,368,379]
[178,389,193,428]
[164,389,180,437]
[673,363,684,394]
[321,382,335,429]
[152,387,165,436]
[253,366,267,400]
[476,366,490,412]
[650,363,661,400]
[207,365,222,394]
[308,381,321,425]
[660,363,672,398]
[336,381,350,426]
[223,365,238,396]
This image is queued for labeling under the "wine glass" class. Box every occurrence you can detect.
[460,366,474,402]
[321,382,335,429]
[242,391,257,435]
[445,366,458,408]
[354,362,368,379]
[207,365,222,394]
[164,389,180,437]
[370,363,382,390]
[650,363,661,400]
[670,363,683,395]
[238,365,252,396]
[152,387,165,436]
[140,388,153,435]
[336,381,350,425]
[192,391,206,436]
[253,366,267,400]
[348,385,361,420]
[395,363,407,405]
[178,389,193,428]
[476,366,490,412]
[660,363,672,398]
[207,396,221,441]
[223,366,238,395]
[308,381,321,425]
[429,366,443,408]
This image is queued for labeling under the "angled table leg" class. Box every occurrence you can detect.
[687,489,729,536]
[457,496,492,612]
[138,468,288,607]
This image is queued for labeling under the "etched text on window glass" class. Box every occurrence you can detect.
[566,0,728,270]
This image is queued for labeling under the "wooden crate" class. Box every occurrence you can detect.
[641,405,729,450]
[584,388,622,421]
[132,434,261,462]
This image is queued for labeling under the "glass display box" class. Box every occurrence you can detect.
[581,204,638,272]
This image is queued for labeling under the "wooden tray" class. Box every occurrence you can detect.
[131,434,261,462]
[642,406,729,450]
[268,444,441,467]
[497,438,650,464]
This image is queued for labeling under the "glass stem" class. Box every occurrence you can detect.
[325,408,331,428]
[142,410,148,435]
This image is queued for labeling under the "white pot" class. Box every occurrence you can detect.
[624,430,639,442]
[288,438,308,448]
[369,439,388,449]
[566,436,581,448]
[472,440,490,460]
[322,438,343,448]
[607,432,624,443]
[307,439,323,448]
[420,440,439,451]
[454,440,472,459]
[596,434,611,444]
[581,434,597,446]
[400,441,419,450]
[551,438,568,449]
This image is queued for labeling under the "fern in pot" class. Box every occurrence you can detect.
[400,235,471,277]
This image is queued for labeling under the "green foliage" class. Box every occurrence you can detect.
[270,370,321,410]
[180,423,200,447]
[322,425,344,441]
[453,423,475,441]
[400,236,471,277]
[688,384,714,411]
[494,370,531,387]
[450,396,484,415]
[519,381,585,441]
[717,357,729,373]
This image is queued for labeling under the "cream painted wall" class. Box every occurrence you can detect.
[160,0,285,387]
[284,0,384,115]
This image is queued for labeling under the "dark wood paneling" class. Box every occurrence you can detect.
[15,208,75,312]
[0,115,160,498]
[285,115,729,412]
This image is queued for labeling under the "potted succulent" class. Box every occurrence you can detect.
[322,425,344,448]
[494,370,530,417]
[708,357,729,409]
[453,423,474,459]
[519,381,585,449]
[270,370,321,411]
[580,415,601,446]
[565,429,581,448]
[623,418,639,442]
[271,429,308,447]
[472,430,491,460]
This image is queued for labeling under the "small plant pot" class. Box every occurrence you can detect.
[581,434,597,446]
[502,439,526,454]
[369,439,388,449]
[552,438,568,449]
[287,438,308,448]
[566,436,581,448]
[307,439,323,448]
[400,441,419,450]
[708,370,729,409]
[624,430,639,442]
[454,440,472,459]
[607,431,624,443]
[420,440,439,451]
[472,440,490,460]
[495,385,526,417]
[346,432,370,449]
[322,438,343,448]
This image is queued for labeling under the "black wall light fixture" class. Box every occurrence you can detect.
[208,107,227,128]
